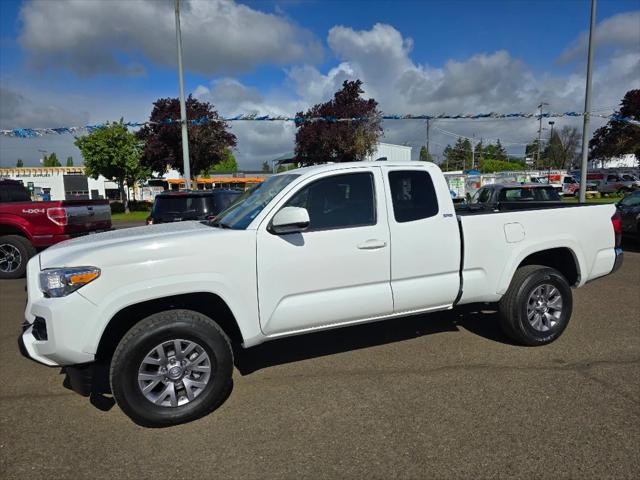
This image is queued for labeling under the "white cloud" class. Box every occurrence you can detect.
[558,11,640,63]
[0,87,89,129]
[277,20,639,160]
[18,0,323,76]
[6,11,639,169]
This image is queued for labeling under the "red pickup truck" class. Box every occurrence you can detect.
[0,179,112,278]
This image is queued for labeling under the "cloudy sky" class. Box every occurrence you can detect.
[0,0,638,170]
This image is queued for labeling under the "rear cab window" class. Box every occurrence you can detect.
[0,183,31,202]
[388,170,439,222]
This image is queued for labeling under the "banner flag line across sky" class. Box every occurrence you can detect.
[1,112,637,138]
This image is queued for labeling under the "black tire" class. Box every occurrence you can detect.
[0,235,36,279]
[110,309,233,427]
[498,265,573,346]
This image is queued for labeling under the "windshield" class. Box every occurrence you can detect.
[212,174,300,229]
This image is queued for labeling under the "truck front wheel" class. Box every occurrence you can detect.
[498,265,573,346]
[0,235,35,279]
[110,309,233,427]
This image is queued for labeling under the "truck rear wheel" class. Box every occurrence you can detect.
[0,235,35,279]
[110,309,233,427]
[498,265,573,346]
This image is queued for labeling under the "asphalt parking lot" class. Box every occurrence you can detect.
[0,249,638,479]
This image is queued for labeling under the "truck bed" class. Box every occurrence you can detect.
[456,202,617,305]
[456,201,600,215]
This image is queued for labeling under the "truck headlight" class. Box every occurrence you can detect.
[39,267,101,298]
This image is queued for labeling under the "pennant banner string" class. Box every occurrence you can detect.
[1,112,636,138]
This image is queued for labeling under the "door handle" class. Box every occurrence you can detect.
[357,239,387,250]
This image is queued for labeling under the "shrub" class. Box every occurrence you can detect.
[110,202,125,214]
[128,200,152,212]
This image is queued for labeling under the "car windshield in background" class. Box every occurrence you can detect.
[213,174,300,229]
[153,196,216,218]
[498,187,561,202]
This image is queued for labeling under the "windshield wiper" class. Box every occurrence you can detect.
[208,219,232,229]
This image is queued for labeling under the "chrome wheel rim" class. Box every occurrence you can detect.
[0,243,22,273]
[526,284,563,332]
[137,339,212,407]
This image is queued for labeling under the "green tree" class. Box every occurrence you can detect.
[210,149,238,173]
[295,79,382,164]
[43,152,61,167]
[74,120,146,212]
[525,139,541,167]
[419,145,433,162]
[443,137,472,171]
[590,89,640,162]
[51,152,61,166]
[479,159,523,173]
[16,159,23,167]
[483,141,508,162]
[543,126,581,169]
[66,156,74,167]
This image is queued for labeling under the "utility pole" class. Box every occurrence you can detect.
[174,0,191,190]
[426,118,430,161]
[537,102,548,170]
[579,0,596,203]
[548,121,555,175]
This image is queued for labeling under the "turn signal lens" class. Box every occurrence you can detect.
[68,271,100,285]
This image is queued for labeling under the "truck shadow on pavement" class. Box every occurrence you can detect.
[234,304,513,376]
[70,305,508,412]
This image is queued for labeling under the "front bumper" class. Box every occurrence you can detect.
[19,256,98,367]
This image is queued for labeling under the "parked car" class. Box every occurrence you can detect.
[586,173,638,194]
[461,183,562,211]
[146,189,243,225]
[620,174,640,189]
[19,161,622,426]
[530,174,591,196]
[0,179,111,279]
[616,191,640,237]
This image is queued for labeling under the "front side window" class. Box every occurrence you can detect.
[284,172,376,231]
[388,170,438,222]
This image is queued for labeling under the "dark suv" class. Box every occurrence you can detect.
[147,189,242,225]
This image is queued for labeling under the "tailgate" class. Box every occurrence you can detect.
[63,203,112,227]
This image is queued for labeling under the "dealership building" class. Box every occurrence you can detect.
[0,143,415,201]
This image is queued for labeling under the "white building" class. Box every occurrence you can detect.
[0,166,107,201]
[364,142,412,162]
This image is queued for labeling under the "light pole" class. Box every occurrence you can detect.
[578,0,596,203]
[174,0,191,190]
[548,121,555,174]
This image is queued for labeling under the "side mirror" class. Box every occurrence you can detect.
[271,207,310,234]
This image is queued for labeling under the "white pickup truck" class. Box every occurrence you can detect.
[19,161,623,426]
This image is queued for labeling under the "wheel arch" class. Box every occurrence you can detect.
[96,292,244,363]
[498,244,584,295]
[0,221,32,240]
[517,247,581,286]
